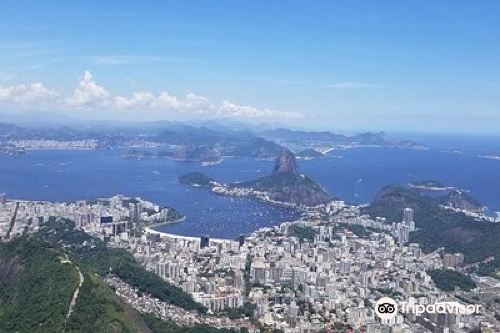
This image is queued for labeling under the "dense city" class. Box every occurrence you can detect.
[1,192,498,332]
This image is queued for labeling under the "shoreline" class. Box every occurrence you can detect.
[145,216,186,229]
[145,226,236,243]
[201,157,224,167]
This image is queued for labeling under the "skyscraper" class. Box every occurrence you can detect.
[238,234,245,247]
[403,208,416,232]
[129,202,142,222]
[403,208,414,224]
[200,234,210,249]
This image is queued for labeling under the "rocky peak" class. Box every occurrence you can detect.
[273,149,299,175]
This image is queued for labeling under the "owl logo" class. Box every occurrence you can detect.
[375,297,398,320]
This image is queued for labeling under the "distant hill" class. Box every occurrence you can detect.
[0,121,423,160]
[260,128,345,142]
[173,145,222,163]
[362,185,500,272]
[229,137,284,158]
[296,148,324,158]
[155,126,228,145]
[259,128,422,148]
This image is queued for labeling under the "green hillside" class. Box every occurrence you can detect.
[0,237,79,332]
[0,217,224,332]
[428,269,476,292]
[36,218,206,313]
[0,237,150,333]
[363,185,500,273]
[65,272,152,333]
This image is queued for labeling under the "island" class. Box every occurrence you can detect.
[295,148,324,159]
[173,145,223,165]
[479,154,500,161]
[179,172,218,188]
[409,180,455,191]
[127,146,224,166]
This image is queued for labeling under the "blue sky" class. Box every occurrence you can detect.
[0,1,499,133]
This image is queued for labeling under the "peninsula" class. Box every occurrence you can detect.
[179,149,333,207]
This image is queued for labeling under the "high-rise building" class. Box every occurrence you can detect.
[403,208,416,232]
[409,220,416,232]
[443,252,464,268]
[0,193,6,204]
[129,202,142,222]
[238,234,245,247]
[396,223,410,243]
[100,215,113,224]
[200,234,210,249]
[404,208,414,224]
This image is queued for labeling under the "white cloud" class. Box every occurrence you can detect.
[0,82,58,104]
[66,70,110,107]
[0,70,302,119]
[113,91,302,118]
[182,93,214,112]
[220,100,302,119]
[326,81,386,89]
[156,92,182,110]
[115,91,157,109]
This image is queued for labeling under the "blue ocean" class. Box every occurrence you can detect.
[1,134,499,239]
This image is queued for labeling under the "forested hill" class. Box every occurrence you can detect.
[0,237,151,333]
[362,185,500,274]
[36,218,206,313]
[0,218,243,332]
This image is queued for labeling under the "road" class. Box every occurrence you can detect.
[65,262,84,320]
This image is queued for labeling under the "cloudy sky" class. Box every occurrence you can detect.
[1,1,499,133]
